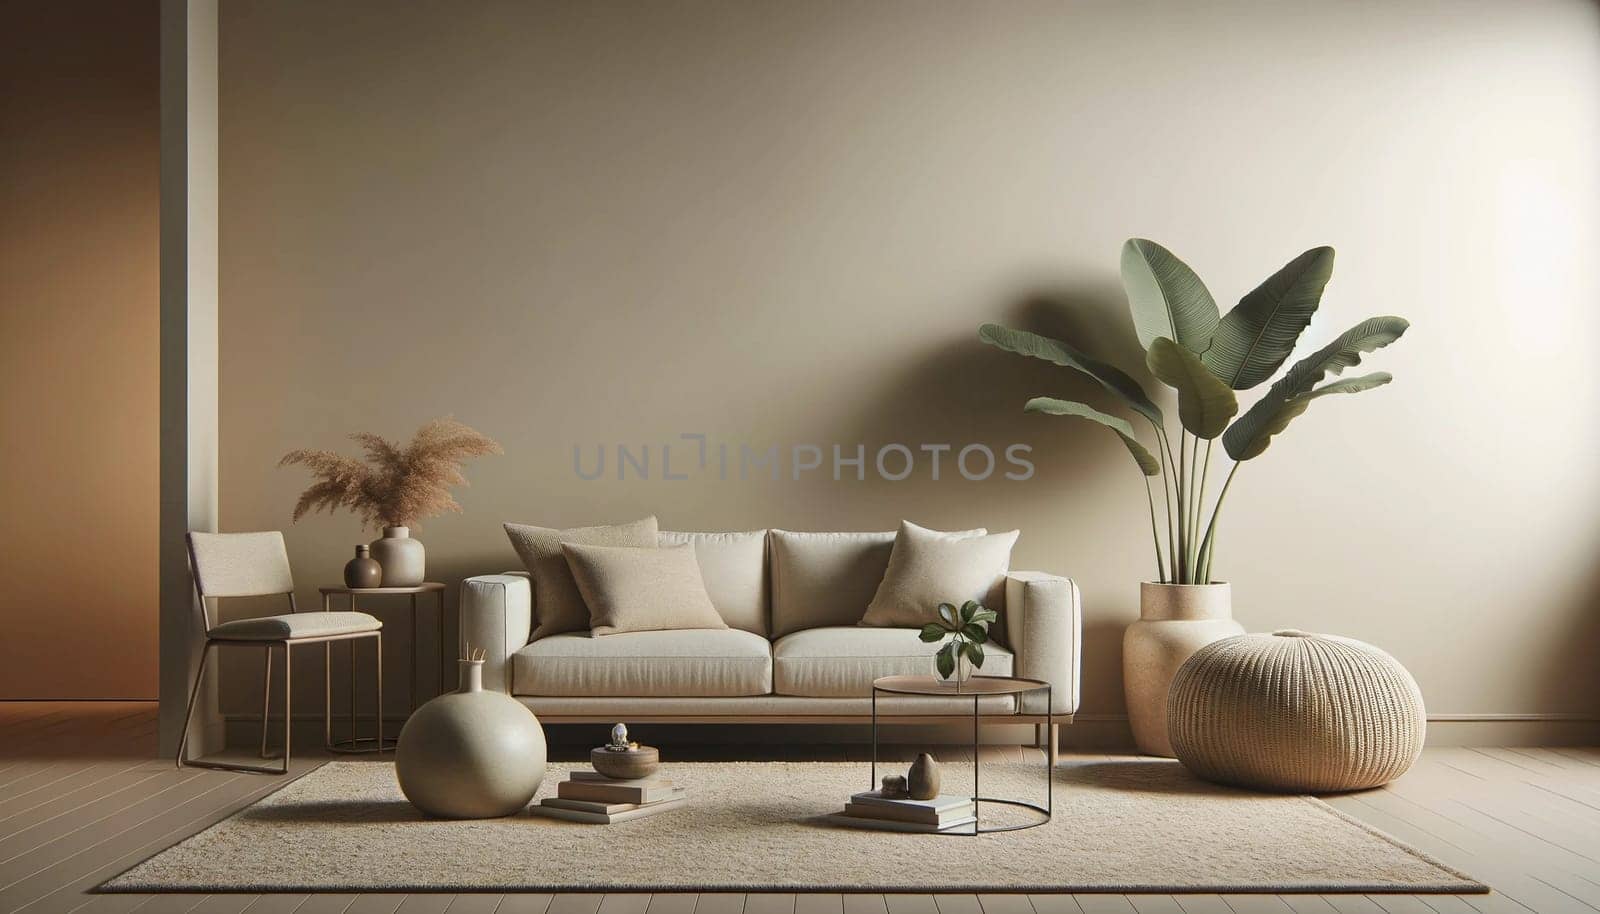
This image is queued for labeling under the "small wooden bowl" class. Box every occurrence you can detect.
[591,745,660,780]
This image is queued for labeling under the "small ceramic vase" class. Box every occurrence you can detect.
[370,525,425,586]
[343,545,382,589]
[908,753,941,800]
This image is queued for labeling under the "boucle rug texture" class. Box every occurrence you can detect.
[104,760,1483,894]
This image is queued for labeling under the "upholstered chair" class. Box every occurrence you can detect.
[178,531,383,773]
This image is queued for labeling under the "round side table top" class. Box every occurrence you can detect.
[319,582,447,595]
[872,674,1050,697]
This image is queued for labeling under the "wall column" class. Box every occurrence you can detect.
[158,0,219,756]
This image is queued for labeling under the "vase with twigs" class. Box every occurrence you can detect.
[280,417,503,586]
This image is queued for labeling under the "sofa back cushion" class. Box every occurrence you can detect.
[768,530,898,638]
[659,530,769,637]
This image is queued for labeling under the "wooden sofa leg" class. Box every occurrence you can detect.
[1049,723,1060,767]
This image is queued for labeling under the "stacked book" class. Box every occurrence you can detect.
[530,770,686,824]
[827,791,977,833]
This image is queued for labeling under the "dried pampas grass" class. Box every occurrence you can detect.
[280,418,503,530]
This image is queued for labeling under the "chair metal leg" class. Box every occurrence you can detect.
[375,632,385,753]
[179,639,291,775]
[282,641,292,771]
[260,647,273,758]
[175,641,215,768]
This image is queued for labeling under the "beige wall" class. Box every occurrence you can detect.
[217,0,1600,736]
[0,0,160,699]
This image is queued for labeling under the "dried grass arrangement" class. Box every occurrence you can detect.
[280,418,503,530]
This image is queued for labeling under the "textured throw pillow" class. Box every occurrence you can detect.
[562,542,728,636]
[859,520,1019,628]
[505,516,659,640]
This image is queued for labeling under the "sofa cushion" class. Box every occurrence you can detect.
[770,527,987,637]
[504,516,659,640]
[563,542,728,636]
[773,626,1014,698]
[659,530,769,636]
[860,521,1018,628]
[513,628,772,697]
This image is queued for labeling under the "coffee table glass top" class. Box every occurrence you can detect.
[872,674,1050,697]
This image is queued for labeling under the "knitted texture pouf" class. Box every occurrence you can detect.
[1167,630,1425,793]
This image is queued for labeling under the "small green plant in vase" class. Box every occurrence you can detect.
[921,601,997,686]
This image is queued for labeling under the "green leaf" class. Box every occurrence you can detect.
[936,603,957,627]
[919,624,947,643]
[961,623,988,643]
[1202,246,1335,390]
[979,324,1163,426]
[959,601,978,623]
[1145,338,1239,439]
[936,643,956,679]
[970,609,999,625]
[1025,398,1161,475]
[964,641,985,668]
[1224,372,1393,460]
[1121,239,1221,352]
[1223,316,1409,460]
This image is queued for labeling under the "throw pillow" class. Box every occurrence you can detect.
[504,516,659,640]
[562,542,729,636]
[859,520,1019,628]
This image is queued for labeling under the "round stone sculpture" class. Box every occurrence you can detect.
[396,660,547,818]
[1168,630,1425,793]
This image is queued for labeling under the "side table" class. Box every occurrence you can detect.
[871,674,1053,835]
[319,583,447,753]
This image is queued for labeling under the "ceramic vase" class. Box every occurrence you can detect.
[1123,582,1243,757]
[908,753,941,800]
[343,545,382,589]
[395,659,547,818]
[370,525,425,586]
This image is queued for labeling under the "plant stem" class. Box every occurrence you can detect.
[1197,461,1240,581]
[1174,434,1186,583]
[1143,475,1167,583]
[1193,439,1212,582]
[1154,424,1179,583]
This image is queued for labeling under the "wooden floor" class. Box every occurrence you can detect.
[1,704,1597,914]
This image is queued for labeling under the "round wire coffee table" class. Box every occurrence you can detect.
[871,674,1052,834]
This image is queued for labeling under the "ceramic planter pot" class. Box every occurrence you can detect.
[395,660,547,818]
[1123,582,1243,757]
[371,526,425,586]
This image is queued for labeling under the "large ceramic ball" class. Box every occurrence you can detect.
[395,688,546,818]
[1168,630,1425,793]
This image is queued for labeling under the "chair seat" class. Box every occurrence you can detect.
[209,611,381,641]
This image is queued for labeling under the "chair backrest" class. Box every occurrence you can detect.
[186,532,296,631]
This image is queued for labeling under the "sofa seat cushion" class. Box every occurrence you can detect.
[773,626,1013,698]
[514,628,772,697]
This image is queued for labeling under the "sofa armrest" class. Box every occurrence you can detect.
[459,574,532,694]
[1005,571,1081,716]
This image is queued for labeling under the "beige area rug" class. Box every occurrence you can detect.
[104,760,1483,894]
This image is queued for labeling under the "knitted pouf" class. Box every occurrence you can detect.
[1167,630,1425,793]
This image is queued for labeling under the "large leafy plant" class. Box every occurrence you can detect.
[981,240,1407,584]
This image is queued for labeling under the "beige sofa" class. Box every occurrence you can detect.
[460,529,1080,752]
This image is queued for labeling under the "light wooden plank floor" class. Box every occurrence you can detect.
[1,703,1593,914]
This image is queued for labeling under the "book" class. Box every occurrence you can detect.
[531,796,687,824]
[844,799,975,826]
[570,770,660,787]
[557,778,679,805]
[847,792,974,815]
[540,787,687,815]
[824,812,977,834]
